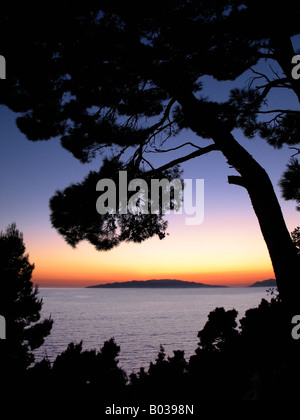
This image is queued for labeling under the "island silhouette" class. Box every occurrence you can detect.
[249,279,277,288]
[87,279,277,288]
[87,279,227,288]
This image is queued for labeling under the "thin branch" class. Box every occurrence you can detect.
[257,109,299,115]
[149,142,203,154]
[256,78,289,90]
[147,121,175,143]
[289,147,300,157]
[142,157,155,170]
[262,113,284,126]
[254,78,290,105]
[147,98,176,135]
[269,64,281,79]
[248,68,290,106]
[249,68,271,87]
[115,145,131,161]
[145,144,219,176]
[123,113,139,129]
[133,98,177,155]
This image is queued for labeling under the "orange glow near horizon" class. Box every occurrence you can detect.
[1,93,298,292]
[32,265,275,288]
[32,262,275,288]
[28,215,275,288]
[34,272,274,288]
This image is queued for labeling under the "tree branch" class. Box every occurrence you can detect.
[142,156,155,170]
[145,144,219,176]
[149,141,203,154]
[249,68,271,86]
[256,78,289,90]
[257,109,299,115]
[289,147,300,157]
[255,77,290,105]
[147,98,176,135]
[228,175,247,189]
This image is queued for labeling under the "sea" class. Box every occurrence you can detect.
[34,287,274,374]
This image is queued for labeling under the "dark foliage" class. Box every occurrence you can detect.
[280,159,300,211]
[291,227,300,254]
[22,338,127,401]
[1,2,300,305]
[49,158,182,250]
[1,0,299,248]
[1,228,298,402]
[128,293,300,401]
[6,292,299,401]
[0,224,53,396]
[1,1,300,402]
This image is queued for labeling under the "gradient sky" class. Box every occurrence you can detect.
[1,38,299,287]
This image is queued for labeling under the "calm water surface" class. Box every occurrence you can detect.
[35,287,272,373]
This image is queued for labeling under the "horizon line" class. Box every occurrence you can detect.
[34,278,276,288]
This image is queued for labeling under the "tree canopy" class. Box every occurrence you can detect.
[0,223,52,380]
[1,1,299,302]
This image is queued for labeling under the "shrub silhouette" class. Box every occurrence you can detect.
[188,293,300,400]
[4,272,300,401]
[0,224,52,398]
[5,292,300,401]
[2,2,300,306]
[127,293,300,401]
[27,338,127,401]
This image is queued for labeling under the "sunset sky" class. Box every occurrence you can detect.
[1,96,299,288]
[1,32,299,288]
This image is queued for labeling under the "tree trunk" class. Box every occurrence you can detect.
[216,130,300,309]
[179,95,300,309]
